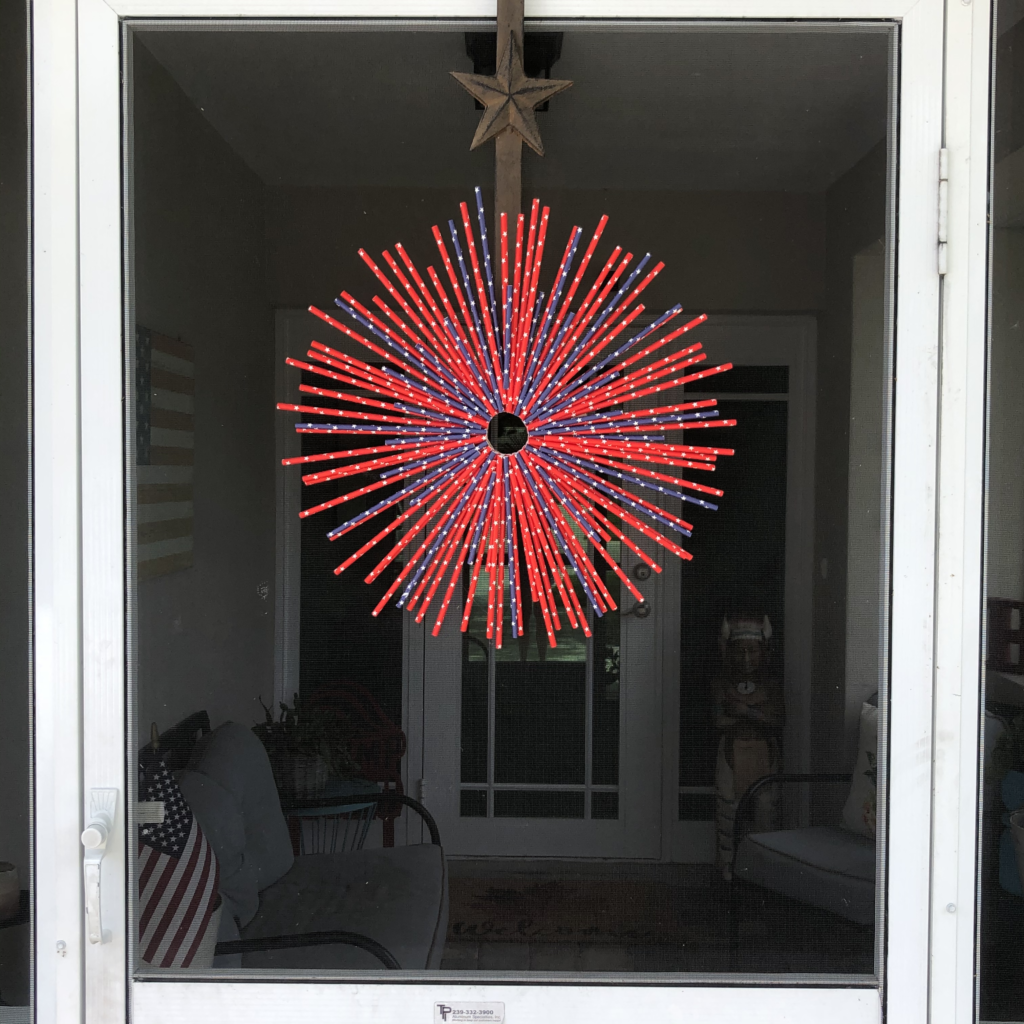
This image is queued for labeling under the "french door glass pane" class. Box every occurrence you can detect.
[460,559,616,818]
[126,19,895,979]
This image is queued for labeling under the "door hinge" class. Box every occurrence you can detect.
[938,148,949,276]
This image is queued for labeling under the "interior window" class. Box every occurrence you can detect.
[127,21,894,977]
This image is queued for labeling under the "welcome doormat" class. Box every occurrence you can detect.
[447,876,731,945]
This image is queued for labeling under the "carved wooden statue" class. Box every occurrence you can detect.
[713,613,785,879]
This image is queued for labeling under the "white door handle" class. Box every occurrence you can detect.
[81,788,117,945]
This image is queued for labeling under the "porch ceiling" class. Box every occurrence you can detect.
[136,25,890,193]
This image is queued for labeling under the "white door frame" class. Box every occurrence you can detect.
[929,0,992,1021]
[33,0,984,1020]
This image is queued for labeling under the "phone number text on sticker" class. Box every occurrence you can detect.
[434,1002,505,1023]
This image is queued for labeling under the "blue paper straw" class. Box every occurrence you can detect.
[474,187,500,341]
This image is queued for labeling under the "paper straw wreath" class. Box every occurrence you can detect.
[279,189,737,649]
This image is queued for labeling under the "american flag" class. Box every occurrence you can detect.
[138,751,221,968]
[136,327,194,580]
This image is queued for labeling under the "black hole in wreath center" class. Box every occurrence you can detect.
[486,412,529,455]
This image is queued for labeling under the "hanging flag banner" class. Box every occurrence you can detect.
[279,190,737,649]
[136,327,195,580]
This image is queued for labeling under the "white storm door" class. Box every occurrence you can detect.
[49,1,969,1023]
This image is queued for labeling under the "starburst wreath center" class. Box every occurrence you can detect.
[278,188,737,650]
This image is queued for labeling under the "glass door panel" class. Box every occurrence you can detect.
[60,0,947,1012]
[126,16,898,980]
[460,555,619,822]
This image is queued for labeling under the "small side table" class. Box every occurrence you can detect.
[282,780,382,855]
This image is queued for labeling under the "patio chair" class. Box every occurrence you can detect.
[730,772,874,935]
[146,713,447,970]
[729,692,880,951]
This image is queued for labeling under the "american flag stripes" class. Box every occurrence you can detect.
[136,327,195,580]
[281,190,737,649]
[138,751,221,969]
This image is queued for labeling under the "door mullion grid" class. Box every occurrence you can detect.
[475,568,600,819]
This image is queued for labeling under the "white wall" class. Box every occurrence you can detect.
[265,185,826,313]
[844,239,886,765]
[133,39,276,738]
[812,142,887,774]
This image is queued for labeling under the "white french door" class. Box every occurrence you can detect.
[30,1,992,1023]
[416,533,667,859]
[414,315,816,862]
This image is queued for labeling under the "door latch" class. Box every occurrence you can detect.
[81,788,118,945]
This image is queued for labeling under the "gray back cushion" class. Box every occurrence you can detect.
[179,722,294,927]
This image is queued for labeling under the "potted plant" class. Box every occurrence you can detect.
[253,692,360,802]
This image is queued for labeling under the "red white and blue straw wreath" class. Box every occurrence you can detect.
[278,189,737,650]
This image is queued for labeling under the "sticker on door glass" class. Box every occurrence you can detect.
[434,1002,505,1023]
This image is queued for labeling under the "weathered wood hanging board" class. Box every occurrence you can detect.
[451,0,572,223]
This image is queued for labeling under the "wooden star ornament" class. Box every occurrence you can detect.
[451,31,572,156]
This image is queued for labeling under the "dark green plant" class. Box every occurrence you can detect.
[253,692,360,781]
[604,643,620,678]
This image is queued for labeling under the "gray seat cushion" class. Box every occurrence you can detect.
[179,723,294,928]
[733,825,876,926]
[239,845,448,971]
